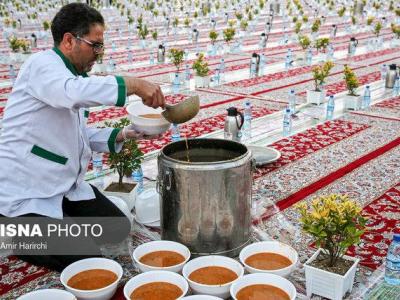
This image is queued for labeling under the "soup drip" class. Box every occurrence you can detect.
[189,266,238,285]
[67,269,117,290]
[139,113,163,119]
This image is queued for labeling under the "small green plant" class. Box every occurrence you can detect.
[351,16,357,25]
[311,18,321,33]
[296,194,366,267]
[137,14,143,27]
[396,9,400,17]
[392,24,400,39]
[173,17,179,27]
[8,36,22,52]
[193,11,198,18]
[209,30,218,44]
[294,21,302,34]
[235,12,243,20]
[344,65,359,96]
[192,53,209,77]
[338,7,346,17]
[104,118,144,187]
[367,16,374,26]
[302,15,309,23]
[298,34,311,50]
[168,48,185,71]
[240,19,248,31]
[374,21,382,37]
[138,24,149,40]
[223,27,235,43]
[184,17,190,28]
[292,16,298,23]
[152,29,158,40]
[315,37,330,52]
[228,19,236,28]
[311,61,334,91]
[259,0,265,9]
[128,16,134,25]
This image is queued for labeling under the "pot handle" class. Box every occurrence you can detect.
[157,169,173,193]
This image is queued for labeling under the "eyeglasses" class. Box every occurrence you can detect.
[74,35,104,54]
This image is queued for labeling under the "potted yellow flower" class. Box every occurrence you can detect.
[296,194,366,300]
[343,65,361,110]
[307,61,334,105]
[192,53,210,88]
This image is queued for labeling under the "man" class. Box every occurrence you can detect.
[0,3,165,271]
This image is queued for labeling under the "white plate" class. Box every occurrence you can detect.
[134,215,160,227]
[247,146,281,166]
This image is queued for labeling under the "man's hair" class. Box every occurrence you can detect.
[51,3,104,46]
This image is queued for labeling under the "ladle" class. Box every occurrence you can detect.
[162,95,200,124]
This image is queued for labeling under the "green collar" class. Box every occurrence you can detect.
[52,47,88,78]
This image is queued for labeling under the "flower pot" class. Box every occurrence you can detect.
[305,248,359,300]
[307,90,326,105]
[195,75,210,88]
[344,95,362,110]
[103,182,138,211]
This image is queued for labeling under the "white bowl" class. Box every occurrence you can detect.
[182,296,223,300]
[60,258,123,300]
[230,273,296,300]
[123,270,188,300]
[17,289,76,300]
[126,101,171,135]
[135,187,160,224]
[132,240,191,273]
[107,196,134,226]
[239,241,298,277]
[182,255,244,299]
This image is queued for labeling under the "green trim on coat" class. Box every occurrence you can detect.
[114,76,126,107]
[108,128,121,153]
[31,145,68,165]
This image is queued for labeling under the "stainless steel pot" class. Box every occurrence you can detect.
[157,138,254,257]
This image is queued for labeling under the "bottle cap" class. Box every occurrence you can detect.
[394,234,400,242]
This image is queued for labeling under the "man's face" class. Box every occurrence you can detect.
[71,23,104,73]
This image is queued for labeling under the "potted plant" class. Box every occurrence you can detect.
[138,24,149,48]
[192,53,210,88]
[343,65,361,110]
[296,194,366,300]
[223,27,235,52]
[366,16,374,27]
[337,7,346,17]
[374,21,382,37]
[294,21,302,34]
[208,30,218,55]
[311,18,321,39]
[391,23,400,46]
[168,48,184,82]
[307,61,334,105]
[298,34,311,61]
[315,37,330,53]
[239,19,248,35]
[103,118,143,208]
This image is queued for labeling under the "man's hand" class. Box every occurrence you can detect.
[115,125,162,143]
[125,77,165,109]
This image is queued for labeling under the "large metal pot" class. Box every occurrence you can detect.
[157,138,254,257]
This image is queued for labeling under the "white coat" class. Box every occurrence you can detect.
[0,48,127,219]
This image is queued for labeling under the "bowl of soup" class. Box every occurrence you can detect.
[182,255,244,299]
[127,101,171,135]
[132,240,191,273]
[230,273,296,300]
[181,296,223,299]
[123,270,188,300]
[60,257,123,300]
[17,289,76,300]
[239,241,298,277]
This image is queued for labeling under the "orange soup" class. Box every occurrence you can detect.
[245,252,292,270]
[139,113,162,119]
[130,282,183,300]
[189,266,238,285]
[237,284,290,300]
[67,269,117,290]
[139,250,185,267]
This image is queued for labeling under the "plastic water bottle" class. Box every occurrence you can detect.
[149,50,154,65]
[92,152,103,177]
[172,73,180,94]
[326,95,335,120]
[219,58,225,82]
[393,77,400,97]
[285,55,291,70]
[306,48,313,65]
[213,67,221,86]
[287,48,292,61]
[112,41,116,52]
[171,123,181,141]
[327,44,334,60]
[250,59,257,78]
[108,56,115,72]
[288,90,296,114]
[128,50,133,63]
[381,64,387,81]
[184,64,190,89]
[385,234,400,285]
[362,85,371,109]
[9,65,16,84]
[242,100,252,142]
[131,165,144,193]
[283,108,292,137]
[259,54,266,76]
